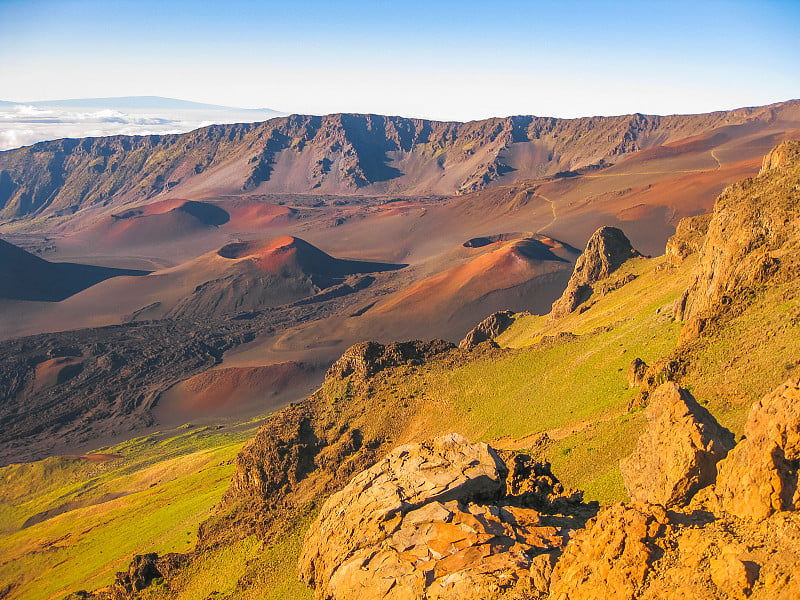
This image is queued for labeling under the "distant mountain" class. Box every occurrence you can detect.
[0,95,283,115]
[1,100,799,220]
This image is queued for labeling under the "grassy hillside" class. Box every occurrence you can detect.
[0,423,259,600]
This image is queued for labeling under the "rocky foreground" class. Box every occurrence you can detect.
[298,377,800,600]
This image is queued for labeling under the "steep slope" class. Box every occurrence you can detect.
[676,140,800,337]
[1,101,798,221]
[3,142,800,599]
[0,237,148,301]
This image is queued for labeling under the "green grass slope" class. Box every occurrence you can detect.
[0,424,259,600]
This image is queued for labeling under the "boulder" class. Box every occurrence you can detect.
[550,226,641,319]
[627,358,648,388]
[298,434,577,600]
[549,503,669,600]
[715,377,800,519]
[620,382,735,507]
[459,311,515,349]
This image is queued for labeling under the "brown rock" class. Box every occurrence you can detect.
[620,382,735,507]
[505,453,584,510]
[550,226,641,319]
[549,503,669,600]
[627,358,648,388]
[665,213,711,265]
[677,140,800,338]
[715,377,800,519]
[326,339,455,380]
[459,311,515,349]
[114,552,187,594]
[759,139,800,174]
[709,548,759,600]
[223,407,319,504]
[298,435,576,600]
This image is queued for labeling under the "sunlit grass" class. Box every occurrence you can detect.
[0,423,258,600]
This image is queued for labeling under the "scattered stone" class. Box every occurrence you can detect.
[715,377,800,519]
[620,382,735,507]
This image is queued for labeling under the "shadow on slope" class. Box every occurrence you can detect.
[0,238,149,301]
[169,236,406,320]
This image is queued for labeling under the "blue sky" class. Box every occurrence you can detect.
[1,0,798,120]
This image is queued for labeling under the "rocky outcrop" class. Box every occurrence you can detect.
[223,406,320,505]
[620,382,734,507]
[715,377,800,519]
[550,226,641,319]
[114,553,187,594]
[665,213,711,265]
[547,377,800,600]
[627,358,648,388]
[65,552,188,600]
[326,339,455,380]
[299,434,588,600]
[677,140,800,338]
[549,503,669,600]
[550,501,800,600]
[459,311,515,349]
[759,139,800,174]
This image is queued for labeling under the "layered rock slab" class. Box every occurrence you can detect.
[620,382,735,507]
[298,434,575,600]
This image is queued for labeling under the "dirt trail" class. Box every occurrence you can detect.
[710,148,723,169]
[535,194,557,233]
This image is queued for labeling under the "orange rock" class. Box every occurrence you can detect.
[715,377,800,519]
[620,382,735,507]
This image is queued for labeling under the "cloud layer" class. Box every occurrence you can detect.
[0,104,276,151]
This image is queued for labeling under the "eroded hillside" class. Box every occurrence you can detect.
[1,101,798,221]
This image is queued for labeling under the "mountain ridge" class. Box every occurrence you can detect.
[2,100,798,221]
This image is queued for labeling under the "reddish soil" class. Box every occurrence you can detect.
[154,362,320,425]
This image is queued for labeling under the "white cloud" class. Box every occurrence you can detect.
[0,105,272,151]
